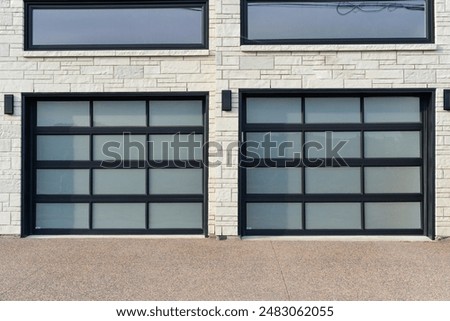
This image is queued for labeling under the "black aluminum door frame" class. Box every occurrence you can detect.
[238,89,435,238]
[21,92,209,236]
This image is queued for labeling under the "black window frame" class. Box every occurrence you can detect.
[22,92,209,236]
[24,0,209,51]
[238,89,435,238]
[241,0,434,45]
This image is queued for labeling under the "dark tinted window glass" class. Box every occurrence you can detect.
[246,1,428,42]
[30,4,205,48]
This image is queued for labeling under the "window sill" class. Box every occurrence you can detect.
[23,49,210,58]
[241,44,438,52]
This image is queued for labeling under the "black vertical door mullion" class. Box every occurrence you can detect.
[147,131,151,230]
[89,202,93,230]
[301,165,306,230]
[424,94,435,238]
[420,95,426,232]
[89,167,93,230]
[301,97,306,230]
[89,101,94,230]
[145,178,149,230]
[146,100,150,230]
[202,97,208,235]
[146,100,150,128]
[360,97,365,231]
[240,95,247,236]
[30,116,37,231]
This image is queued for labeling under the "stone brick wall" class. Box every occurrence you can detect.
[1,0,450,237]
[0,0,217,235]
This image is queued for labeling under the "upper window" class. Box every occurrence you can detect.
[25,1,208,50]
[242,0,432,44]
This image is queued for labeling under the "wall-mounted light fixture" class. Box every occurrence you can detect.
[444,90,450,110]
[4,95,13,115]
[222,90,232,112]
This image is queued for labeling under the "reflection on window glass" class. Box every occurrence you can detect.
[149,134,203,161]
[149,203,203,228]
[31,6,205,47]
[36,169,89,195]
[150,101,203,126]
[365,131,421,158]
[364,97,421,123]
[305,167,361,194]
[93,101,146,127]
[149,169,203,194]
[247,168,302,194]
[365,167,421,193]
[365,202,421,229]
[246,132,302,159]
[247,1,427,41]
[93,135,147,161]
[37,101,89,126]
[305,98,360,123]
[305,203,361,229]
[37,135,90,161]
[247,203,302,230]
[93,203,146,229]
[36,203,89,229]
[305,132,361,158]
[246,98,302,124]
[93,169,146,195]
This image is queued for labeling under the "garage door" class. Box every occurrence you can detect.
[240,91,433,236]
[24,94,207,235]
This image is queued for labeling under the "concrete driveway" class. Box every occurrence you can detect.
[0,237,449,301]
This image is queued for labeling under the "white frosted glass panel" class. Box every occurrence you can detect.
[246,132,302,159]
[93,101,146,126]
[365,167,421,193]
[247,203,302,229]
[306,167,360,193]
[246,98,302,124]
[246,168,302,194]
[149,134,203,161]
[93,135,146,161]
[149,203,202,228]
[305,98,360,123]
[306,203,361,229]
[36,203,89,229]
[36,169,89,195]
[305,131,361,158]
[149,101,203,126]
[364,97,420,123]
[93,203,145,229]
[37,101,89,126]
[149,169,202,194]
[365,202,421,229]
[37,135,90,161]
[93,169,146,195]
[365,131,421,158]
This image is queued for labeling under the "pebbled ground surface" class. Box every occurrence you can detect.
[0,237,449,301]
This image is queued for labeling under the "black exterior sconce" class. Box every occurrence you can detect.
[4,95,13,115]
[222,90,232,111]
[444,90,450,110]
